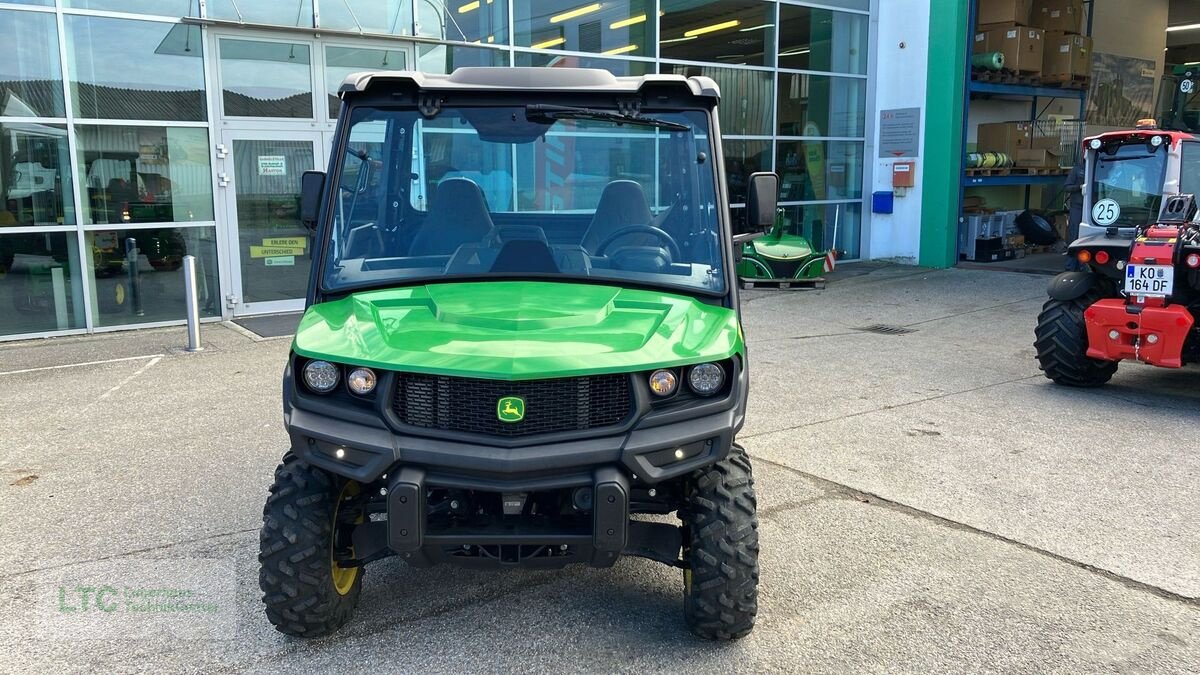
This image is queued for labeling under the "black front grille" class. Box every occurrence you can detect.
[393,372,633,437]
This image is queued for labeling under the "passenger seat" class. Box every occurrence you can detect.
[408,178,495,256]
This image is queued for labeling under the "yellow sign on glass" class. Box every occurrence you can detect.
[262,237,307,248]
[250,245,306,258]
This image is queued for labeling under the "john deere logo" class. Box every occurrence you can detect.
[497,396,525,423]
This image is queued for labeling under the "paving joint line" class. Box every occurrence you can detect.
[902,296,1045,328]
[758,494,838,518]
[1023,382,1200,414]
[1,528,260,580]
[756,331,863,343]
[741,373,1043,440]
[750,455,1200,609]
[215,574,564,671]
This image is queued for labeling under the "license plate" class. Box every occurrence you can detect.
[1125,264,1175,296]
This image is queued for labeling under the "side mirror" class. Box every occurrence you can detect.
[300,170,326,230]
[746,171,779,232]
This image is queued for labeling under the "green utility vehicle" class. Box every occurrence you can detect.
[260,68,776,641]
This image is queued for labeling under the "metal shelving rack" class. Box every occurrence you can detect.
[958,1,1096,204]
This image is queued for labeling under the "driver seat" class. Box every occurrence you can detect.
[409,178,495,256]
[581,180,655,255]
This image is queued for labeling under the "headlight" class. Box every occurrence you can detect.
[648,369,678,397]
[346,367,377,395]
[1088,138,1102,150]
[1150,135,1164,147]
[688,362,725,396]
[303,360,340,393]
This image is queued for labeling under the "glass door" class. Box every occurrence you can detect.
[220,130,322,316]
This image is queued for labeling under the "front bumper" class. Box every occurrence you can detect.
[1084,299,1195,368]
[367,465,644,568]
[285,362,745,569]
[284,357,746,485]
[287,401,737,485]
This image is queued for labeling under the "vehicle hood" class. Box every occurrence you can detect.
[292,281,743,380]
[749,235,814,260]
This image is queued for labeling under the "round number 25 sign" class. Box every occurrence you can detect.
[1092,198,1121,226]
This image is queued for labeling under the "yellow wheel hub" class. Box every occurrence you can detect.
[331,481,361,596]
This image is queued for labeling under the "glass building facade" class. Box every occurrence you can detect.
[0,0,872,340]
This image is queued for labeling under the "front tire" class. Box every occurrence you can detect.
[1034,292,1118,387]
[681,444,759,641]
[259,453,363,638]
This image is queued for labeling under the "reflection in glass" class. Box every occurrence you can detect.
[776,140,864,201]
[326,47,407,118]
[76,126,213,225]
[320,0,413,34]
[231,139,315,304]
[660,63,772,136]
[66,17,206,121]
[778,5,868,75]
[416,0,508,44]
[0,232,85,336]
[515,52,651,76]
[1,123,75,226]
[515,0,654,57]
[0,10,65,118]
[220,39,313,118]
[724,140,771,205]
[417,43,508,74]
[328,107,726,294]
[64,0,195,15]
[84,227,220,326]
[206,0,314,27]
[777,73,867,138]
[803,0,869,10]
[659,0,774,67]
[780,202,861,260]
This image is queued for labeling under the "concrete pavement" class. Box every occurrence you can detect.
[0,263,1197,673]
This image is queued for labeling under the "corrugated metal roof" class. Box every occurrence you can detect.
[1,80,324,122]
[1,80,205,122]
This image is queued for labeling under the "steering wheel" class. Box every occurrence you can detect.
[594,225,681,260]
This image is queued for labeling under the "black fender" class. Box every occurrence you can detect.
[1046,271,1097,301]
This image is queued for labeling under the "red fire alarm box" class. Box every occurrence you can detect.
[892,161,916,188]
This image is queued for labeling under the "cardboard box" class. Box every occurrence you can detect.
[1032,0,1083,34]
[1043,32,1092,80]
[967,237,1017,263]
[978,0,1033,27]
[973,31,990,54]
[1052,213,1069,241]
[1016,148,1063,168]
[976,121,1034,155]
[986,25,1045,74]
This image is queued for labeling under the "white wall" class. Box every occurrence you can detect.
[866,0,931,263]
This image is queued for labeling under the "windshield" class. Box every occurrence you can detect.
[1090,143,1168,227]
[1158,70,1199,133]
[321,105,725,295]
